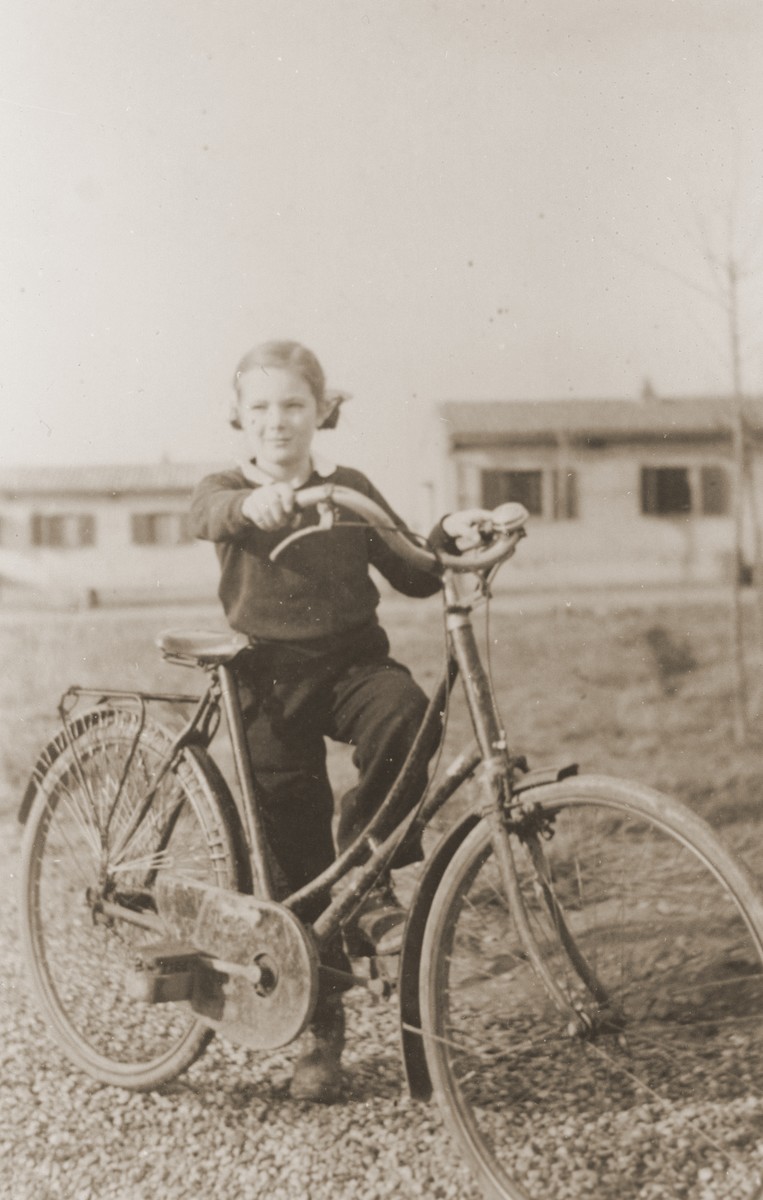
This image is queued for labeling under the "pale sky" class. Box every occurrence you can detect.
[3,0,763,514]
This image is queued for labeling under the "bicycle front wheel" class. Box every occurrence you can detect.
[20,706,243,1089]
[420,774,763,1200]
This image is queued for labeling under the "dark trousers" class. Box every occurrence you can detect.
[233,623,432,922]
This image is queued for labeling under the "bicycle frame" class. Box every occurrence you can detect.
[38,571,520,940]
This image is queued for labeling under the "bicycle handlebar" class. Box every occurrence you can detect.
[269,483,528,574]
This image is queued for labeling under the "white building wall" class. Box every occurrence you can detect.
[0,490,220,603]
[451,439,743,588]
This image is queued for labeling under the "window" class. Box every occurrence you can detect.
[481,469,543,515]
[131,512,193,546]
[641,467,691,515]
[641,465,730,517]
[30,513,95,548]
[481,468,578,519]
[700,465,730,516]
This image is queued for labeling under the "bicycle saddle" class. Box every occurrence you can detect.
[156,629,250,665]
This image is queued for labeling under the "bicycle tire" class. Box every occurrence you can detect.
[419,774,763,1200]
[20,705,243,1090]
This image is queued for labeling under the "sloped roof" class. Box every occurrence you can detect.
[0,461,225,497]
[439,396,763,443]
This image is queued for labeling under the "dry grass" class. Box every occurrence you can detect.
[3,594,762,850]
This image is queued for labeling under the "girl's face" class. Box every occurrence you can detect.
[237,367,325,479]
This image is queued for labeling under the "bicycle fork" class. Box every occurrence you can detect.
[444,579,614,1031]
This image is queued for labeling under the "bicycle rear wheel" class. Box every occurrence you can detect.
[420,774,763,1200]
[20,706,243,1089]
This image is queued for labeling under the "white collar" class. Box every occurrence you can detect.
[239,454,336,487]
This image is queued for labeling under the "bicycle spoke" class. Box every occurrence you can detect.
[21,709,239,1088]
[49,779,103,862]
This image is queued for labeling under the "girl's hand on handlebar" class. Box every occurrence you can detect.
[242,483,296,532]
[441,508,495,552]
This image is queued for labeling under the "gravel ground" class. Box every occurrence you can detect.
[0,813,482,1200]
[7,798,763,1200]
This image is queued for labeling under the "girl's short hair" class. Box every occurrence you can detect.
[230,340,342,430]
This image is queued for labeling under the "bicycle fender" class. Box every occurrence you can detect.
[17,710,102,825]
[512,761,578,793]
[398,811,480,1102]
[17,701,150,825]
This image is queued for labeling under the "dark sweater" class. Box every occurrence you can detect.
[190,463,441,643]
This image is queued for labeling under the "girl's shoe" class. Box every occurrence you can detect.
[347,876,406,957]
[290,994,345,1104]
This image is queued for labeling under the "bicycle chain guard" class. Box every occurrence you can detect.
[129,878,320,1051]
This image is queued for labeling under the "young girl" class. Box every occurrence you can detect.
[190,340,450,1103]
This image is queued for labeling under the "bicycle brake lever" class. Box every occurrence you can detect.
[269,500,338,563]
[269,527,314,561]
[315,499,336,529]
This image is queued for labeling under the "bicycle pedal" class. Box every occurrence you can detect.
[346,954,397,998]
[126,938,200,1004]
[370,953,399,995]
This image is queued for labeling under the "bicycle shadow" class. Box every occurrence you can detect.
[341,1050,404,1102]
[157,1041,405,1108]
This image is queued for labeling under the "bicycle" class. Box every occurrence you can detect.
[18,483,763,1200]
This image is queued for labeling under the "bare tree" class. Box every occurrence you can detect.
[695,212,763,742]
[618,205,763,743]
